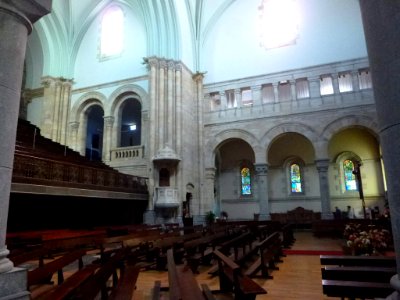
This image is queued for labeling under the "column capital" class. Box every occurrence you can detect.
[205,167,216,179]
[103,116,115,126]
[315,159,330,172]
[254,163,268,175]
[251,85,262,92]
[0,0,52,33]
[68,121,79,130]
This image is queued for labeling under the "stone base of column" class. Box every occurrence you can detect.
[143,210,156,225]
[321,212,334,220]
[0,267,29,300]
[257,214,270,221]
[384,275,400,300]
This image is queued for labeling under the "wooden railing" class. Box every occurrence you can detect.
[12,151,148,194]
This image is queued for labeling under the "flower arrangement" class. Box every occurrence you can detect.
[343,223,392,255]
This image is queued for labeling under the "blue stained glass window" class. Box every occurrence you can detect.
[344,159,357,191]
[241,167,252,195]
[290,163,302,193]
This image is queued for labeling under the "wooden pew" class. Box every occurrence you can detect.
[321,266,396,282]
[9,247,48,268]
[320,255,397,299]
[108,263,141,300]
[320,255,397,268]
[245,231,283,278]
[69,248,128,300]
[213,249,267,300]
[322,280,394,299]
[28,249,86,288]
[166,249,215,300]
[35,264,99,300]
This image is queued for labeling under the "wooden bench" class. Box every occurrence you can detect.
[69,248,128,300]
[322,280,394,299]
[213,249,267,300]
[28,249,86,288]
[320,255,397,268]
[245,231,283,278]
[166,248,215,300]
[35,264,99,300]
[320,255,397,299]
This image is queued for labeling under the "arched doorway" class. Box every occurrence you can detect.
[120,98,141,147]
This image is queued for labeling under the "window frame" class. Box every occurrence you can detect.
[289,161,304,195]
[99,5,125,61]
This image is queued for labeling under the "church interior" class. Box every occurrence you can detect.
[1,0,400,299]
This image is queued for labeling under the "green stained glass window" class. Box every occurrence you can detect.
[241,167,252,195]
[290,163,302,193]
[344,159,357,191]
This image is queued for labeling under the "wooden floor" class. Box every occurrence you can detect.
[135,230,344,300]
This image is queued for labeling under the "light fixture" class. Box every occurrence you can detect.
[129,124,137,131]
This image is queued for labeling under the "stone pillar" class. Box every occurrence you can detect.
[332,73,340,94]
[251,85,262,106]
[255,163,269,220]
[359,2,400,296]
[290,80,296,101]
[235,88,242,107]
[220,91,226,110]
[351,71,360,92]
[315,159,333,219]
[60,80,72,145]
[0,1,52,298]
[103,116,114,162]
[272,83,279,103]
[308,76,321,98]
[68,121,79,151]
[203,167,216,215]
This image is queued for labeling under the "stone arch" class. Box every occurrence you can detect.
[321,115,379,142]
[108,84,149,115]
[70,94,105,156]
[108,84,148,149]
[261,122,319,160]
[204,129,260,168]
[71,91,107,122]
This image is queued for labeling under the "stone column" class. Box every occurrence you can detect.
[255,163,269,220]
[290,80,296,101]
[359,2,400,296]
[0,1,51,299]
[332,73,340,94]
[351,71,360,92]
[220,91,226,110]
[68,121,79,151]
[251,85,262,106]
[308,76,321,98]
[235,88,242,107]
[103,116,114,162]
[272,83,279,103]
[315,159,333,219]
[203,167,216,215]
[60,80,72,145]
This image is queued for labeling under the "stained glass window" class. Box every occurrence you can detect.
[344,159,357,191]
[290,163,302,193]
[241,167,252,195]
[100,6,124,58]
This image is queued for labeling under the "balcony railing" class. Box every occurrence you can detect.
[110,145,144,161]
[12,151,148,194]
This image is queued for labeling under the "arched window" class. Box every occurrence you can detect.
[290,163,302,193]
[100,6,124,59]
[344,159,357,191]
[241,167,252,195]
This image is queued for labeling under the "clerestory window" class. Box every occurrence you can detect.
[100,6,124,59]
